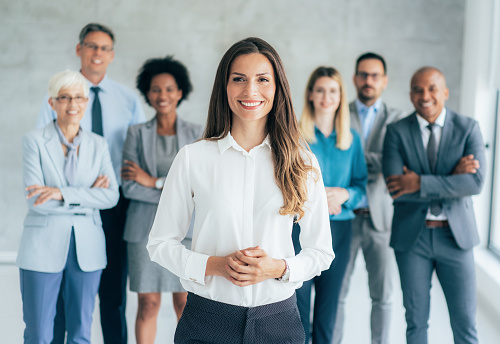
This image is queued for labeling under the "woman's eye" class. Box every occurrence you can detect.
[151,89,160,93]
[259,77,269,82]
[232,77,244,82]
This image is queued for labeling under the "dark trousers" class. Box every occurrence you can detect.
[175,292,305,344]
[395,225,478,344]
[51,190,129,344]
[292,220,352,344]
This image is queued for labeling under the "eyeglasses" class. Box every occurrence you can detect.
[356,72,384,81]
[53,95,88,104]
[82,42,114,53]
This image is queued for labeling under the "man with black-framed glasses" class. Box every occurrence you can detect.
[333,52,404,344]
[36,22,145,344]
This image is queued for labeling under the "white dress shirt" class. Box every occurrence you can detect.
[416,108,447,220]
[147,133,334,307]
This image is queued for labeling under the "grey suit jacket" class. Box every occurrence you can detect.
[350,101,405,232]
[382,110,486,251]
[18,122,119,273]
[122,117,203,243]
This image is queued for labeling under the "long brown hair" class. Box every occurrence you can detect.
[204,37,316,220]
[299,66,352,149]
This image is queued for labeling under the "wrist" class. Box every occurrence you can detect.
[275,259,290,282]
[154,177,165,189]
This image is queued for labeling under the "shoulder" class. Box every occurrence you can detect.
[382,102,406,120]
[22,128,45,146]
[105,77,140,101]
[388,112,415,130]
[448,110,478,127]
[177,117,203,136]
[82,130,108,147]
[350,128,362,140]
[128,118,154,133]
[348,101,357,114]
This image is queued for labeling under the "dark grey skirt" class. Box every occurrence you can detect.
[174,293,305,343]
[127,238,191,293]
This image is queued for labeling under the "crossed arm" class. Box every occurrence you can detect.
[382,121,486,201]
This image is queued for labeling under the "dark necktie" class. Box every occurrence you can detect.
[427,123,442,215]
[91,87,103,136]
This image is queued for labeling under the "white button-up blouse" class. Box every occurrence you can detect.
[147,133,334,307]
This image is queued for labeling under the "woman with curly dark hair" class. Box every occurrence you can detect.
[147,38,334,343]
[121,56,202,344]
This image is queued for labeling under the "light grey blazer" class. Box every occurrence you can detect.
[17,122,119,273]
[382,110,486,251]
[350,101,405,232]
[122,117,203,243]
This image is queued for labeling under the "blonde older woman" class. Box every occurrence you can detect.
[18,70,119,344]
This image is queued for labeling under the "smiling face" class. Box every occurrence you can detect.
[410,68,449,123]
[49,84,88,128]
[226,53,276,129]
[76,31,115,81]
[309,76,341,117]
[147,73,182,117]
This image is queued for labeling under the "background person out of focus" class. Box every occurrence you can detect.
[18,70,119,344]
[121,56,202,344]
[294,66,367,344]
[383,67,485,344]
[36,23,145,344]
[334,52,404,344]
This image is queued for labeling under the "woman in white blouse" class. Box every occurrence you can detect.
[147,37,334,343]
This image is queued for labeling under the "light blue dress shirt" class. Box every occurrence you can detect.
[355,98,382,208]
[309,127,368,221]
[36,75,146,185]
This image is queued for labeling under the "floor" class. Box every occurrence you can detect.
[1,255,499,343]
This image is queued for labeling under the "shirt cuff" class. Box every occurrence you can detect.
[184,251,210,285]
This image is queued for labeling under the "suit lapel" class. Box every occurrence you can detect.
[409,113,432,174]
[366,102,387,150]
[349,102,362,141]
[436,109,454,173]
[141,118,157,177]
[176,117,188,150]
[76,131,92,185]
[43,123,67,186]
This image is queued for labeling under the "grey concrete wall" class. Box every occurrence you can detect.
[0,0,466,251]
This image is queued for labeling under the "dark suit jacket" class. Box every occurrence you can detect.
[382,109,485,251]
[122,116,203,243]
[350,101,405,232]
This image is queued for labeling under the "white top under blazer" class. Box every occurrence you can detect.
[147,133,334,307]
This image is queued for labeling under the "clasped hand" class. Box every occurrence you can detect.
[26,175,109,206]
[208,246,286,287]
[325,187,349,215]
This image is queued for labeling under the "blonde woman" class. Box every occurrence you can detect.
[294,66,368,344]
[147,38,334,343]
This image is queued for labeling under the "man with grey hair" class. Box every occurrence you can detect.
[383,67,484,343]
[37,22,145,344]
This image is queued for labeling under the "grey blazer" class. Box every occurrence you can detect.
[17,122,119,273]
[122,117,203,243]
[382,110,486,251]
[350,101,405,232]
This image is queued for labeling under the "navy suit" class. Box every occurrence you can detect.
[382,109,485,344]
